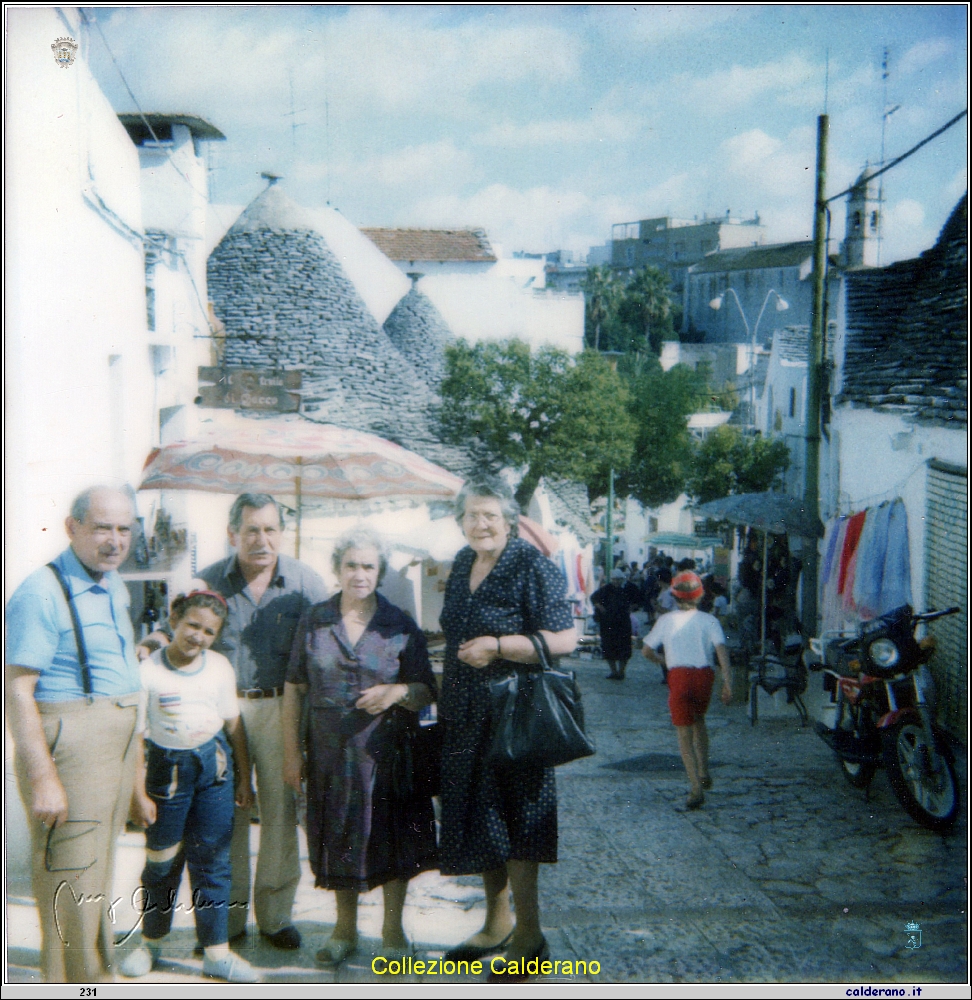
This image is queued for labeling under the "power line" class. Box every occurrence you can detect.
[826,109,967,204]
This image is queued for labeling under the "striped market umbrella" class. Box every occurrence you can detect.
[140,418,464,556]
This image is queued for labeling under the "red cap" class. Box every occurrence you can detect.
[671,571,704,602]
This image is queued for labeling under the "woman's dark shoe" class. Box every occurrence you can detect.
[443,930,513,963]
[684,791,705,810]
[486,936,549,983]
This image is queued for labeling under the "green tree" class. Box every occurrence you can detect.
[580,265,621,351]
[440,340,635,507]
[616,266,675,355]
[612,355,709,507]
[686,425,791,504]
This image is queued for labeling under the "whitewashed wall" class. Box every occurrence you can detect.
[5,7,152,593]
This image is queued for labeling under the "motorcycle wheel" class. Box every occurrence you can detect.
[840,758,877,789]
[882,721,959,832]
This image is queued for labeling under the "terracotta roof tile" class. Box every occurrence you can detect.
[361,228,496,263]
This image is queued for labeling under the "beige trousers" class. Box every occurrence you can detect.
[228,695,300,938]
[17,695,139,983]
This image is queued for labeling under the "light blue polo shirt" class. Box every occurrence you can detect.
[5,546,140,701]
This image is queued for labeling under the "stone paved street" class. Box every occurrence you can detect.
[6,653,968,985]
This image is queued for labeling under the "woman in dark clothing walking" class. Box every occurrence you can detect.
[591,568,635,679]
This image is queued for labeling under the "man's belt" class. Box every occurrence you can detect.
[238,686,285,699]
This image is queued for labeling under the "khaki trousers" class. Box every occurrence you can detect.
[228,696,300,938]
[16,696,139,983]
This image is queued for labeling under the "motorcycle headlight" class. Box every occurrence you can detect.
[868,638,900,668]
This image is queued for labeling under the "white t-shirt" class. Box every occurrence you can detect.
[644,608,726,669]
[141,648,239,750]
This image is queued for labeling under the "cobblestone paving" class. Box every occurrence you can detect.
[6,654,967,985]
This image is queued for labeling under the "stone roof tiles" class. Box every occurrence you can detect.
[540,477,595,544]
[361,227,496,263]
[206,185,475,475]
[382,285,455,387]
[837,195,967,427]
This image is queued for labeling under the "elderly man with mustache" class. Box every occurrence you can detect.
[186,493,328,951]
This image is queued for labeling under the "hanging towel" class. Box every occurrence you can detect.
[821,517,849,635]
[854,502,894,619]
[878,498,912,614]
[820,517,844,589]
[837,510,867,596]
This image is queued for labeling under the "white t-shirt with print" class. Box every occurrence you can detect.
[643,609,726,669]
[141,648,239,750]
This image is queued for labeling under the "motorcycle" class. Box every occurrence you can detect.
[807,604,960,832]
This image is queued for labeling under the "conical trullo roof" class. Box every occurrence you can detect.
[383,284,455,387]
[207,186,474,474]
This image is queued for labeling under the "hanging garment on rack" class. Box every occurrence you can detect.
[837,510,868,606]
[821,517,850,636]
[878,498,912,614]
[853,501,893,619]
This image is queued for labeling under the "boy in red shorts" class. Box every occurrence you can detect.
[641,571,732,809]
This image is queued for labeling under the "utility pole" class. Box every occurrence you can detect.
[802,114,828,635]
[605,467,615,579]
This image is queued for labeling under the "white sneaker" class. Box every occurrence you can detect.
[202,952,261,983]
[119,941,159,978]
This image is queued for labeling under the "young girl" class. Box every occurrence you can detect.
[122,591,259,983]
[641,572,733,810]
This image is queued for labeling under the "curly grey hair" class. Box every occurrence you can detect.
[331,527,389,582]
[454,474,520,537]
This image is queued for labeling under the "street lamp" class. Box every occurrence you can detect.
[709,287,789,430]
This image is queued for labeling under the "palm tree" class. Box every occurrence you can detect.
[621,266,673,354]
[580,265,619,351]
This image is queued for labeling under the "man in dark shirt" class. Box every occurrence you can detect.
[197,494,328,950]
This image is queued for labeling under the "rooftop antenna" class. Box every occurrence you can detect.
[283,69,307,168]
[877,46,900,265]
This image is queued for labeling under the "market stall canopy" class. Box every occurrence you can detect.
[693,492,823,538]
[140,419,463,502]
[648,532,724,549]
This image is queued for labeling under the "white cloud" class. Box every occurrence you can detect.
[678,53,823,114]
[473,111,638,148]
[721,127,816,199]
[879,198,936,262]
[337,141,476,189]
[898,38,954,76]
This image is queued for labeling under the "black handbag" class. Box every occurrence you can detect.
[386,709,442,800]
[488,633,595,769]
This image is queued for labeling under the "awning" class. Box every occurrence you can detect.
[647,532,724,549]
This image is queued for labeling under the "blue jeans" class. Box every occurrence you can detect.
[139,734,235,947]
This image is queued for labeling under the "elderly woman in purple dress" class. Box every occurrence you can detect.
[282,528,436,966]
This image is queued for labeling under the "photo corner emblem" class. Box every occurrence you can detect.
[51,37,78,69]
[904,921,921,950]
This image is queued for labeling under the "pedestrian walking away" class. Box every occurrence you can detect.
[641,571,733,810]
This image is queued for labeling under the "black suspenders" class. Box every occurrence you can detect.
[46,563,94,697]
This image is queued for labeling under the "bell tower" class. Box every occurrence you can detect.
[842,166,880,269]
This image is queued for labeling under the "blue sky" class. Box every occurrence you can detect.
[88,5,968,263]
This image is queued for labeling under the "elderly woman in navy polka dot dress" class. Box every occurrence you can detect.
[438,475,577,982]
